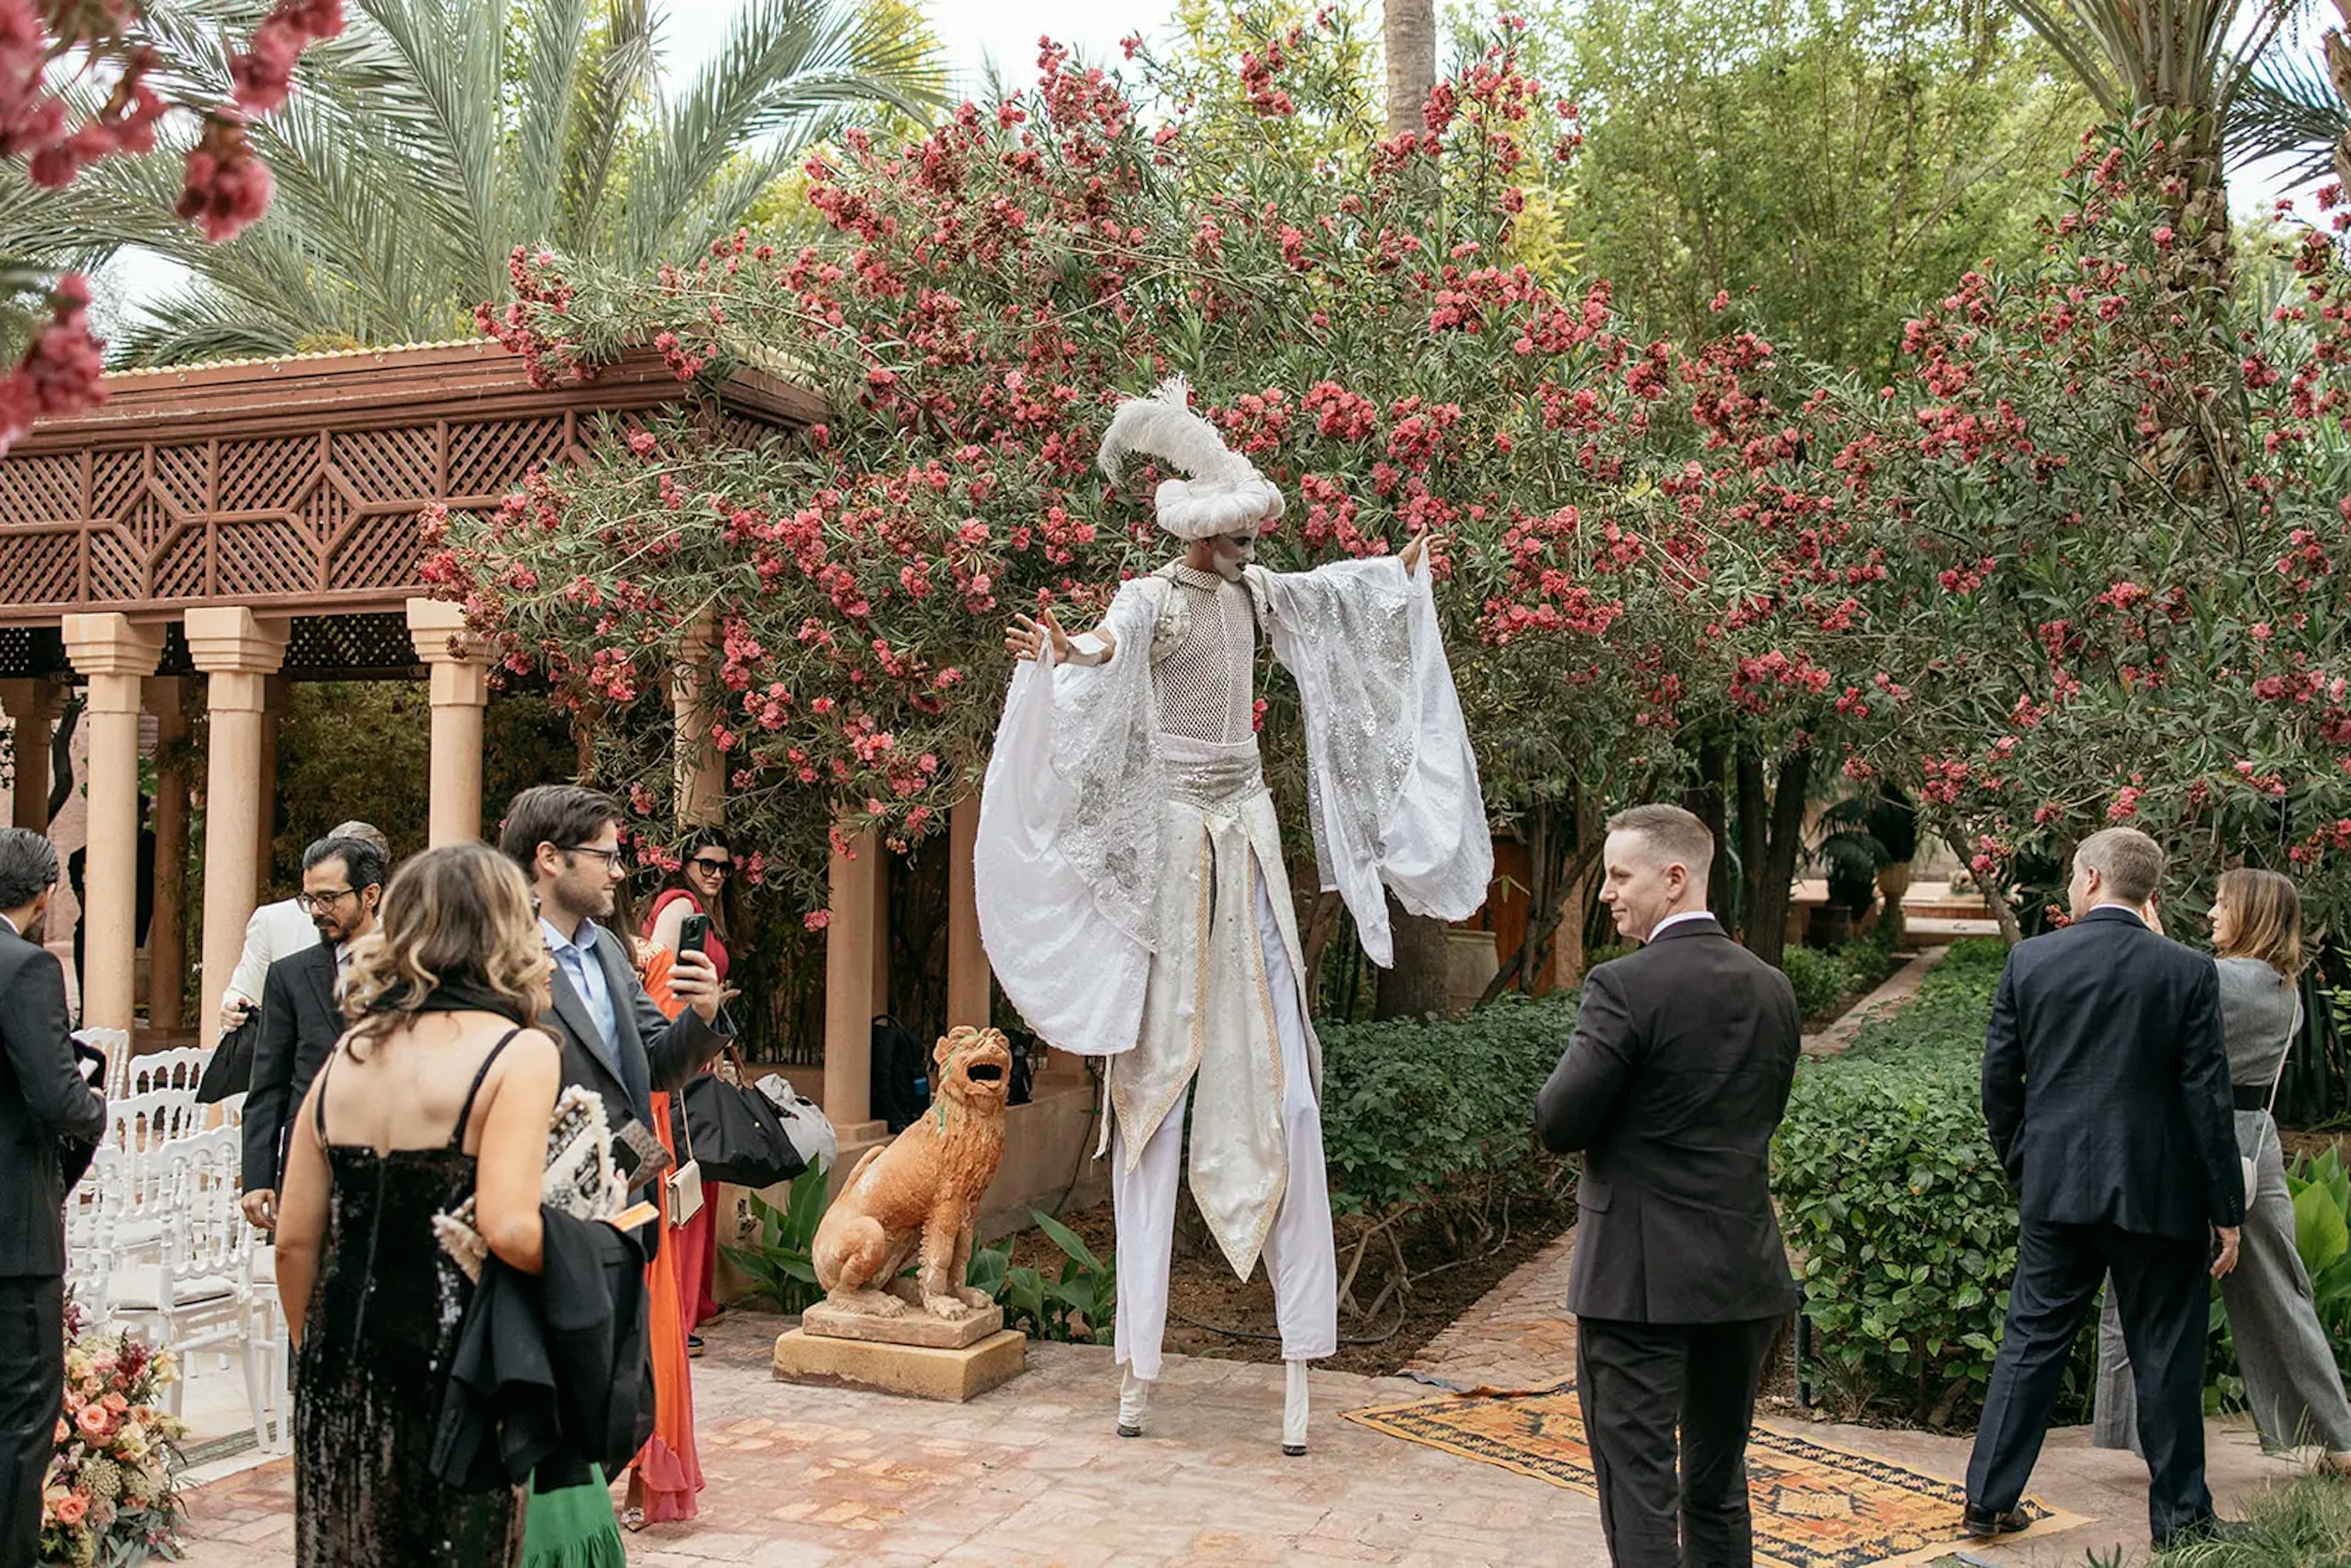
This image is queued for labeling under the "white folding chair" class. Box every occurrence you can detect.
[118,1043,211,1100]
[108,1127,274,1446]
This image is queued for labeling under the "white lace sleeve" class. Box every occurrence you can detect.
[973,579,1165,1056]
[1255,557,1492,967]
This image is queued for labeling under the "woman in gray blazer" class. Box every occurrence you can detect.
[2094,868,2351,1475]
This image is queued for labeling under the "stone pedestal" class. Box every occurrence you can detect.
[773,1326,1024,1402]
[803,1300,1004,1348]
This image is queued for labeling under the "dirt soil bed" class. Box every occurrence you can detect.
[1009,1196,1578,1377]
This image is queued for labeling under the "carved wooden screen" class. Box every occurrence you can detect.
[0,343,817,629]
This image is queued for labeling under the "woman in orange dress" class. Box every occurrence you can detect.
[609,880,704,1528]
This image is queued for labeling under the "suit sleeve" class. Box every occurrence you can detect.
[1,948,102,1138]
[631,969,735,1096]
[1534,965,1637,1155]
[1982,956,2026,1180]
[2180,959,2244,1228]
[242,959,299,1190]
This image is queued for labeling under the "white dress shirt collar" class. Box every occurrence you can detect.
[1647,909,1719,940]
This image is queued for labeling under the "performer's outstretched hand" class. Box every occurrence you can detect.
[1007,610,1073,663]
[1401,531,1445,577]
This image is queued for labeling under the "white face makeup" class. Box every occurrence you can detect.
[1208,530,1258,581]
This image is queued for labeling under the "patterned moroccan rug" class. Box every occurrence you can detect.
[1346,1382,2085,1568]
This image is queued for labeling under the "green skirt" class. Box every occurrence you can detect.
[520,1466,625,1568]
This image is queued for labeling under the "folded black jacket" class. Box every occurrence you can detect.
[431,1206,656,1491]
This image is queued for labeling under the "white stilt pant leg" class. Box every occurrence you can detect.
[1255,874,1338,1365]
[1111,1086,1187,1382]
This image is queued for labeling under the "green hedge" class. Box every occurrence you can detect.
[1319,989,1580,1225]
[1780,937,1901,1022]
[1772,940,2093,1426]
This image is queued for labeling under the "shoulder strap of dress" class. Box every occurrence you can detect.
[448,1026,530,1149]
[312,1052,338,1141]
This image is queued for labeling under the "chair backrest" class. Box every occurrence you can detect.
[64,1146,124,1305]
[121,1044,211,1100]
[105,1087,205,1153]
[80,1027,133,1097]
[159,1126,249,1297]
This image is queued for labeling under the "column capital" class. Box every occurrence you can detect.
[0,677,64,724]
[61,613,164,681]
[184,607,289,675]
[407,596,488,666]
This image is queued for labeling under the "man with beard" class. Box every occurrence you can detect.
[977,377,1491,1453]
[240,833,388,1228]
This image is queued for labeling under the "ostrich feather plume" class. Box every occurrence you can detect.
[1095,376,1284,539]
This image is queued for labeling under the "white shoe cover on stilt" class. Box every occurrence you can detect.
[1283,1361,1309,1455]
[1119,1366,1155,1437]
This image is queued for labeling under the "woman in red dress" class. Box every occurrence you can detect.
[647,833,738,1339]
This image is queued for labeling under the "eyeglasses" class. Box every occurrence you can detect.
[563,845,628,871]
[689,857,732,877]
[297,888,357,912]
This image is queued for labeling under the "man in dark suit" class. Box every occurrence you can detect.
[239,834,386,1230]
[1535,804,1802,1568]
[0,827,104,1567]
[1963,827,2245,1550]
[498,786,732,1179]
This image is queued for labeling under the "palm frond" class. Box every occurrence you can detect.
[510,0,594,258]
[357,0,508,306]
[2227,39,2347,181]
[617,0,947,274]
[107,284,321,367]
[558,0,661,255]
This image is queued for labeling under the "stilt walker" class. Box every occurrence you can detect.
[975,379,1491,1452]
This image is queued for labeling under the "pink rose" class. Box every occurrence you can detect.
[54,1493,88,1525]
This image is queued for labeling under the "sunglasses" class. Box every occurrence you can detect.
[690,857,732,876]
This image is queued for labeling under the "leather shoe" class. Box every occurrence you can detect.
[1962,1505,2032,1539]
[2152,1515,2251,1551]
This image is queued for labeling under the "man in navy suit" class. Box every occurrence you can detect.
[1964,827,2245,1550]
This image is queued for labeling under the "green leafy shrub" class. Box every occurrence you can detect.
[967,1209,1116,1343]
[719,1162,831,1313]
[1772,940,2093,1425]
[1318,989,1579,1225]
[1779,940,1902,1024]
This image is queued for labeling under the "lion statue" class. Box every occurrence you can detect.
[811,1026,1014,1320]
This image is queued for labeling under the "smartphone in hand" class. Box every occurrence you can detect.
[678,912,710,960]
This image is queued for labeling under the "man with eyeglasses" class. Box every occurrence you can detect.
[239,833,388,1229]
[498,784,732,1152]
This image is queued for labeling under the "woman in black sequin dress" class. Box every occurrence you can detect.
[272,843,562,1567]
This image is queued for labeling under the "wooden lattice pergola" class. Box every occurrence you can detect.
[0,339,817,1050]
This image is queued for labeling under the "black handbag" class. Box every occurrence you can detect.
[670,1058,809,1190]
[195,1013,260,1104]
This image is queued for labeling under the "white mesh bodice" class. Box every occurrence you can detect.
[1152,565,1259,746]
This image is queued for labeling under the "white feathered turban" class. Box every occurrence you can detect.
[1096,377,1285,541]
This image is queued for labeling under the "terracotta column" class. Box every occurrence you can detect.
[255,676,287,898]
[142,677,190,1033]
[61,615,163,1034]
[186,609,288,1049]
[822,822,884,1137]
[673,612,724,828]
[946,796,989,1029]
[0,678,61,831]
[406,599,490,846]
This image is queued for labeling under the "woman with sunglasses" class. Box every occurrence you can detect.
[646,831,739,1340]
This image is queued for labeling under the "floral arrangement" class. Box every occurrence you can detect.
[41,1299,187,1568]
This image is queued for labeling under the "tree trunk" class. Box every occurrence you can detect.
[1682,736,1735,926]
[1736,741,1812,967]
[1944,831,2024,947]
[1374,895,1456,1019]
[1384,0,1438,139]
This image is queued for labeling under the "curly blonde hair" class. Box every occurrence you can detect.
[339,842,551,1056]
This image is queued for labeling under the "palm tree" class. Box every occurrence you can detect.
[42,0,944,366]
[2227,3,2351,188]
[2000,0,2296,302]
[1384,0,1436,138]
